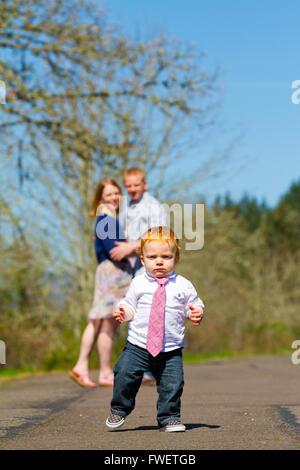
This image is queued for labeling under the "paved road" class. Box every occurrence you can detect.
[0,355,300,450]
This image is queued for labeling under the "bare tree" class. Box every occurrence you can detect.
[0,0,222,366]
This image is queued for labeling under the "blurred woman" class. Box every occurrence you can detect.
[69,178,132,387]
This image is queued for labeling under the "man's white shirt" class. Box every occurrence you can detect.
[125,191,166,241]
[119,191,167,273]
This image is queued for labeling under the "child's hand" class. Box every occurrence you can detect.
[113,305,134,324]
[188,305,204,326]
[113,306,126,324]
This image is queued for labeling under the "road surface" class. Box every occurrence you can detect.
[0,355,300,450]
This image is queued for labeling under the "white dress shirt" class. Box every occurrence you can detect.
[119,192,167,274]
[119,271,205,352]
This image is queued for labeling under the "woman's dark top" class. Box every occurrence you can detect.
[94,214,126,264]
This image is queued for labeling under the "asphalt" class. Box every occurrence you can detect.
[0,355,300,450]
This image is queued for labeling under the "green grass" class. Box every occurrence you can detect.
[183,349,237,363]
[0,366,65,385]
[0,367,35,377]
[182,347,292,364]
[0,347,293,384]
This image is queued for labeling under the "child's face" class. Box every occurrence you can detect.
[124,174,147,202]
[141,240,178,278]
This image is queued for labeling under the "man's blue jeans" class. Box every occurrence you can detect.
[110,341,184,427]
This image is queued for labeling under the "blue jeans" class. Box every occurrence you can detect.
[110,341,184,427]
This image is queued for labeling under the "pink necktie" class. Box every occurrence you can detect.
[146,277,169,357]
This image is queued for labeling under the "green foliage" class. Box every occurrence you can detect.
[0,2,299,371]
[179,183,300,356]
[1,181,299,369]
[0,0,222,371]
[215,192,268,232]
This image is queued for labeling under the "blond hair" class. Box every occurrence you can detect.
[140,226,180,260]
[123,167,146,182]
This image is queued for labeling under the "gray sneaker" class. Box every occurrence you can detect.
[106,413,125,429]
[160,420,186,432]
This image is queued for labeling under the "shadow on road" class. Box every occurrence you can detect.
[111,423,220,432]
[186,423,220,430]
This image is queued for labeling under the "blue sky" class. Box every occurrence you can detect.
[105,0,299,207]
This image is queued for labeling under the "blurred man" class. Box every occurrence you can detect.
[110,167,167,276]
[110,167,167,384]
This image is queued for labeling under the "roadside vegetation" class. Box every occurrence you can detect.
[0,1,298,374]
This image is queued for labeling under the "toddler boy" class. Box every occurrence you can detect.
[106,226,204,432]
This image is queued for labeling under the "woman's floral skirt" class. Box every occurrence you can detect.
[88,259,132,320]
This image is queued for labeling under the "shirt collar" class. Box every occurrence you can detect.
[129,191,147,207]
[144,270,177,282]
